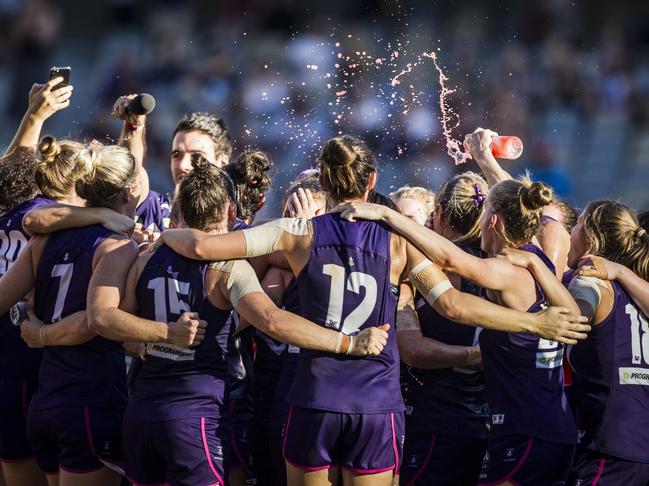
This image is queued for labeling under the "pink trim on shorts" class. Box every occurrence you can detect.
[282,405,331,472]
[59,465,103,473]
[342,412,400,475]
[125,475,165,486]
[21,379,28,417]
[478,437,534,486]
[405,433,437,486]
[592,458,606,485]
[0,455,34,464]
[229,400,253,476]
[200,417,225,486]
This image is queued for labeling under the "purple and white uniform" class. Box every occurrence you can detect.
[0,195,52,464]
[134,190,171,232]
[478,244,576,486]
[568,281,649,485]
[283,213,403,473]
[400,246,488,486]
[28,225,125,474]
[123,244,232,486]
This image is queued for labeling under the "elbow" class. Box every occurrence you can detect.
[435,291,465,323]
[262,310,284,340]
[22,212,39,235]
[88,308,109,336]
[193,240,211,261]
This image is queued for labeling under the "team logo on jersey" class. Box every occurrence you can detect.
[146,343,195,361]
[406,455,419,467]
[63,252,69,262]
[619,367,649,385]
[504,448,516,461]
[348,256,355,267]
[5,218,11,227]
[491,414,505,425]
[577,429,585,443]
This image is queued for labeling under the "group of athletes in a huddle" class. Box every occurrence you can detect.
[0,73,647,486]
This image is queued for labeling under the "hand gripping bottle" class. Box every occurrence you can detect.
[489,136,524,160]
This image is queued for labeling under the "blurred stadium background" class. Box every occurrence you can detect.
[1,0,648,216]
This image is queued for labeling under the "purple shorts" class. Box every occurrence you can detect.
[0,378,36,463]
[123,416,229,486]
[568,448,649,486]
[26,406,123,474]
[229,399,255,477]
[400,430,486,485]
[478,435,574,486]
[283,406,404,474]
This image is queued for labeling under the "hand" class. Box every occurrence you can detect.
[500,248,538,269]
[286,188,320,219]
[532,307,591,345]
[112,94,146,128]
[465,345,482,367]
[332,202,388,223]
[578,255,620,281]
[144,233,165,254]
[463,127,498,159]
[166,312,207,347]
[349,324,390,356]
[132,223,159,245]
[20,310,45,348]
[27,77,73,122]
[99,208,136,237]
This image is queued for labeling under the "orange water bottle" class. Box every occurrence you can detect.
[490,136,524,160]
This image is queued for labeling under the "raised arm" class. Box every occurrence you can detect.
[463,128,512,188]
[4,77,73,156]
[396,283,480,369]
[535,218,570,279]
[23,204,135,237]
[88,241,205,346]
[405,244,590,344]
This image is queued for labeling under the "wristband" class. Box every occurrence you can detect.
[334,331,344,354]
[345,335,355,355]
[39,325,48,346]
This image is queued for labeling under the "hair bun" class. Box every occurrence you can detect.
[322,137,357,168]
[38,136,61,164]
[236,150,271,187]
[636,227,648,240]
[521,181,553,210]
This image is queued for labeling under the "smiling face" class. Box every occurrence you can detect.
[171,130,223,185]
[568,211,590,269]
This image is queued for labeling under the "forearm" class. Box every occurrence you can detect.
[398,333,470,369]
[256,308,340,353]
[93,308,169,343]
[24,206,104,234]
[4,113,44,155]
[118,124,146,166]
[616,266,649,316]
[528,259,580,314]
[473,153,512,188]
[162,229,249,261]
[41,311,94,346]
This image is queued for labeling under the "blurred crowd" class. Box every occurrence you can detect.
[1,0,649,215]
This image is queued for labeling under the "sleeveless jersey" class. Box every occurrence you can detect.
[403,245,488,439]
[570,280,649,463]
[0,195,53,381]
[127,244,233,421]
[274,277,302,403]
[134,190,170,232]
[31,225,126,410]
[288,213,402,413]
[479,244,576,443]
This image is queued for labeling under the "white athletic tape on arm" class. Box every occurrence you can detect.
[422,280,454,306]
[242,218,310,257]
[569,275,604,315]
[408,259,434,282]
[408,259,454,306]
[220,259,264,308]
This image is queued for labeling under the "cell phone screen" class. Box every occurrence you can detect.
[49,66,71,91]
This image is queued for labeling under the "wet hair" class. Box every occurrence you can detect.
[0,147,39,213]
[36,136,86,199]
[177,155,236,232]
[74,143,136,208]
[436,171,487,247]
[319,135,376,202]
[553,198,578,231]
[489,175,554,246]
[173,112,233,161]
[582,200,649,281]
[224,150,272,223]
[639,210,649,232]
[368,190,399,212]
[389,186,436,216]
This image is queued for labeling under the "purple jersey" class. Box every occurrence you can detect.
[126,244,233,422]
[134,190,170,232]
[479,244,576,444]
[569,281,649,463]
[31,225,126,410]
[0,195,53,381]
[403,245,488,439]
[288,213,402,413]
[274,277,302,402]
